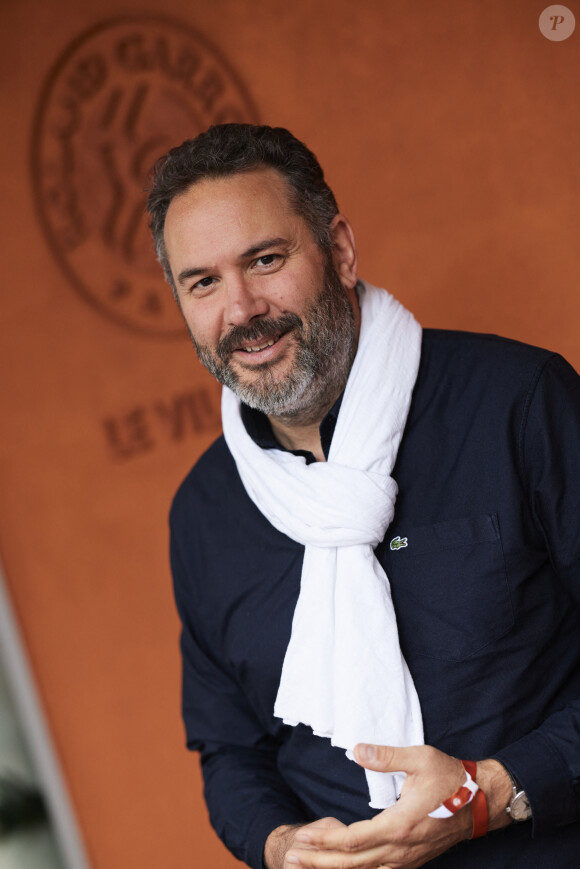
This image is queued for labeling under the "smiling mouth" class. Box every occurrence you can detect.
[239,336,280,353]
[217,313,302,362]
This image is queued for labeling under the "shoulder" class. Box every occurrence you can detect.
[421,328,557,369]
[407,329,580,441]
[418,328,566,398]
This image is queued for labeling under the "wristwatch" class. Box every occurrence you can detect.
[505,769,532,822]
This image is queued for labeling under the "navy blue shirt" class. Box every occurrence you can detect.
[170,330,580,868]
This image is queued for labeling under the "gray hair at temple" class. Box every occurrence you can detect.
[146,124,339,293]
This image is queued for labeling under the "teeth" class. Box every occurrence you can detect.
[244,338,276,353]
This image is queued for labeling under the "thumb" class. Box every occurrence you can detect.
[354,743,419,773]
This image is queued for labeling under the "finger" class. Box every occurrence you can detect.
[286,842,387,868]
[295,815,397,852]
[353,743,424,773]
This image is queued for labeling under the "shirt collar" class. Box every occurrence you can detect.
[240,394,344,464]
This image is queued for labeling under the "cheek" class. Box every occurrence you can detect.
[268,269,321,312]
[181,301,223,347]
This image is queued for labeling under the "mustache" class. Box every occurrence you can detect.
[216,313,303,360]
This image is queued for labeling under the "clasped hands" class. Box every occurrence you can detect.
[265,743,512,869]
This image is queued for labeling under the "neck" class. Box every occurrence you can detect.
[268,389,341,463]
[269,417,327,462]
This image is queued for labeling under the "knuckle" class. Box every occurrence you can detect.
[421,745,438,762]
[418,744,440,771]
[390,819,413,845]
[379,745,396,764]
[396,842,416,864]
[343,829,362,852]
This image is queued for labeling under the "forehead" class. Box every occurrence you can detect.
[164,167,301,247]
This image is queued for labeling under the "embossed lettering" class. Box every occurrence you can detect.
[66,54,107,101]
[103,408,155,459]
[103,388,221,460]
[32,16,258,336]
[154,389,221,441]
[193,69,224,112]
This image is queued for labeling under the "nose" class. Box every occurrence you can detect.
[224,274,269,326]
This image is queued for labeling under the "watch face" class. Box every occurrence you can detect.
[511,791,532,821]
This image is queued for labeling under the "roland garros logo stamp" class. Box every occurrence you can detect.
[31,16,259,337]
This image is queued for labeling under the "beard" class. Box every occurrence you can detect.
[190,261,358,423]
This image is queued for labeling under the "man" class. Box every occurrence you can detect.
[147,124,580,868]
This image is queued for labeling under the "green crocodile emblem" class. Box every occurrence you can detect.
[390,536,408,551]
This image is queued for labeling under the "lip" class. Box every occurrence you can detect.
[232,330,291,365]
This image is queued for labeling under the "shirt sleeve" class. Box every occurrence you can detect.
[170,523,310,869]
[492,353,580,834]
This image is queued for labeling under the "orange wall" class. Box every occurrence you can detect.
[1,1,578,867]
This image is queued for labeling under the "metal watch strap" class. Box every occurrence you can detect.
[505,769,532,822]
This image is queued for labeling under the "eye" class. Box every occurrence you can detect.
[192,275,215,290]
[254,253,283,270]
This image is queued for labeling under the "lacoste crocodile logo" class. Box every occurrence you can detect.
[390,536,408,551]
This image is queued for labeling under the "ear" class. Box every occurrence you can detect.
[329,214,358,290]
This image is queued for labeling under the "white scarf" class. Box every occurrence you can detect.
[221,282,424,808]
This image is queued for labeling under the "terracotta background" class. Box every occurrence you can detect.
[0,1,578,867]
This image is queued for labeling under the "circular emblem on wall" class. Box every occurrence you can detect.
[31,16,259,337]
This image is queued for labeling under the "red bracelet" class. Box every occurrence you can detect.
[461,760,488,838]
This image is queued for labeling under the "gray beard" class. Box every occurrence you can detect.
[190,264,358,424]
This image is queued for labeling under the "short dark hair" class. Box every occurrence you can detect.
[146,124,339,289]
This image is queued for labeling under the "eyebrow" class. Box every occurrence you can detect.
[175,237,289,286]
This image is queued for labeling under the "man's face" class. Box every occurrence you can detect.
[163,168,358,420]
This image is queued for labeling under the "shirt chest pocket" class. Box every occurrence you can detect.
[385,513,514,661]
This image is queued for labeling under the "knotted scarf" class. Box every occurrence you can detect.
[221,282,424,807]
